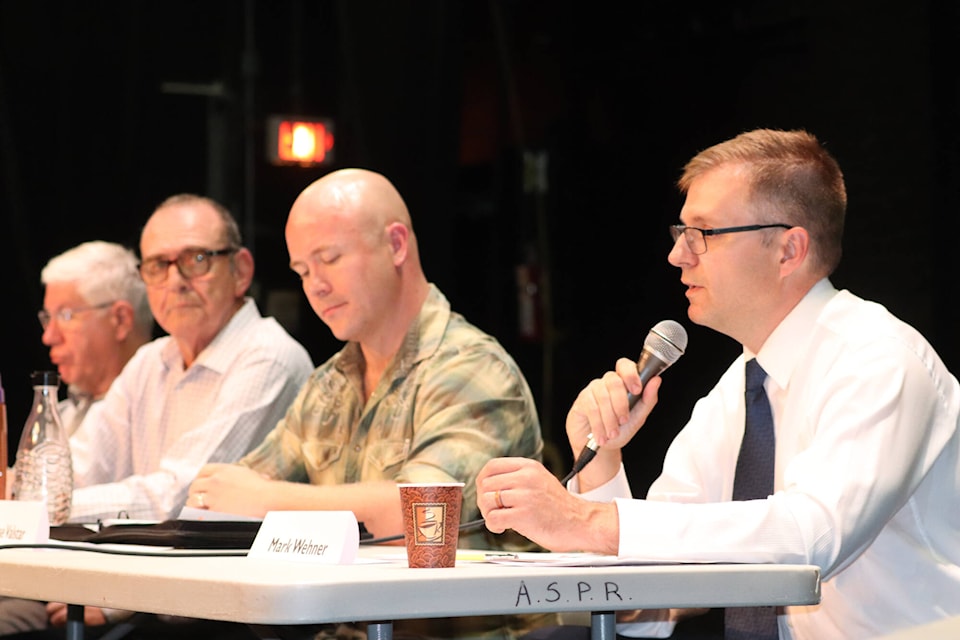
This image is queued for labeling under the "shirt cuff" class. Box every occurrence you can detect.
[567,463,633,501]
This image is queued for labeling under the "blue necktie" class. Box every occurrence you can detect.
[725,358,779,640]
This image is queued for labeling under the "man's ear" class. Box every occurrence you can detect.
[111,300,136,341]
[779,226,810,274]
[386,222,410,267]
[232,247,256,296]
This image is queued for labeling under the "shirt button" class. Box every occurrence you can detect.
[354,445,362,452]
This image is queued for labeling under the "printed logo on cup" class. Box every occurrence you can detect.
[412,503,447,545]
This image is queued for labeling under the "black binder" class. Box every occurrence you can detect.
[51,519,372,549]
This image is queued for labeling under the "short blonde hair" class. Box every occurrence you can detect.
[679,129,846,275]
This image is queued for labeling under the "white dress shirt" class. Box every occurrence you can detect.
[58,386,96,438]
[67,298,314,522]
[582,280,960,639]
[59,387,99,483]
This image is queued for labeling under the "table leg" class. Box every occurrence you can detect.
[65,604,84,640]
[591,611,615,640]
[367,621,393,640]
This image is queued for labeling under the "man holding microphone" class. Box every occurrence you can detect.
[477,129,960,639]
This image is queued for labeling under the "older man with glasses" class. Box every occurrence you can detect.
[0,194,315,637]
[36,241,155,437]
[0,241,155,635]
[52,194,314,526]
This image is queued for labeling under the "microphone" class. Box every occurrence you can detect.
[561,320,688,484]
[628,319,688,408]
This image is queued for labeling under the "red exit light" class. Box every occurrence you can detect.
[267,116,335,166]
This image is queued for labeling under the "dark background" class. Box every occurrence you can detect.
[2,1,958,493]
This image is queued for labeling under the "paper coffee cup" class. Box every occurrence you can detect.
[397,482,464,568]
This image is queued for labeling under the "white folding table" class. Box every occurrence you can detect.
[0,544,821,640]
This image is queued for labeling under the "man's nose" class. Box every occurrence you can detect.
[668,234,696,267]
[305,271,331,296]
[41,320,63,345]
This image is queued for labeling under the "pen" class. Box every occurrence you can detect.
[455,551,520,561]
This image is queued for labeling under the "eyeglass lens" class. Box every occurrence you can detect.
[669,226,706,254]
[38,303,112,330]
[140,249,230,284]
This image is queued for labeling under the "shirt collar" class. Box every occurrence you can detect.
[335,283,451,380]
[748,278,837,390]
[66,384,97,406]
[160,297,259,373]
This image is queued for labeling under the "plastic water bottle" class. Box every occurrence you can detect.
[12,371,73,524]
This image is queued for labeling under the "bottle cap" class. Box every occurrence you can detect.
[30,370,60,387]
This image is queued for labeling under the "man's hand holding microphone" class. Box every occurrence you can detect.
[475,321,687,553]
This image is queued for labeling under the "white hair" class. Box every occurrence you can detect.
[41,241,153,336]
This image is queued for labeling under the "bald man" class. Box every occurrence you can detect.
[189,169,549,639]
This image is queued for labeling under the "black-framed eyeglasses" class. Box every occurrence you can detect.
[38,301,115,330]
[139,247,238,285]
[669,223,792,255]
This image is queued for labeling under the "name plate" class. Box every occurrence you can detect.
[248,510,358,564]
[0,501,50,544]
